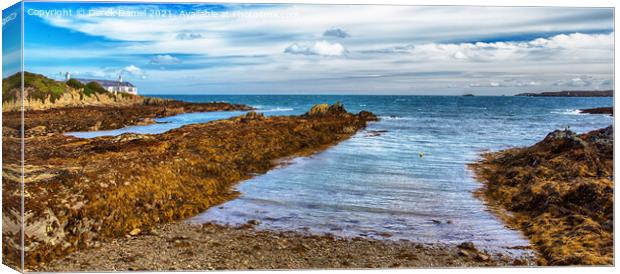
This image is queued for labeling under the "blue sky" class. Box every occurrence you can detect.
[2,2,21,78]
[15,2,615,95]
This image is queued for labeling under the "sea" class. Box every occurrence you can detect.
[67,95,613,255]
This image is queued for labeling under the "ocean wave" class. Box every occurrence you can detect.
[379,115,413,120]
[264,107,294,112]
[252,105,295,112]
[551,109,585,116]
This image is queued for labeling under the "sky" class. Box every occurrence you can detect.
[2,2,21,79]
[11,2,615,95]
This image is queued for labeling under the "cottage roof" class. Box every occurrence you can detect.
[75,78,136,88]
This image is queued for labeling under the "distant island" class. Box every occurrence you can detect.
[515,90,613,97]
[462,94,475,97]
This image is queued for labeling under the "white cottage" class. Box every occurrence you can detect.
[66,72,138,95]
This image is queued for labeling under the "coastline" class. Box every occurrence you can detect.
[2,102,378,269]
[2,92,612,269]
[469,126,613,265]
[515,90,613,97]
[2,98,252,136]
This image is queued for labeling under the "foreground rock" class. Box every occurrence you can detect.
[2,103,376,268]
[579,107,613,116]
[33,222,533,271]
[470,126,613,265]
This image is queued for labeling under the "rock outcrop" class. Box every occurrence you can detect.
[579,107,613,116]
[470,126,613,265]
[2,101,252,137]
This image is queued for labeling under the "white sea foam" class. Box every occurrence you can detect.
[551,109,585,115]
[264,107,294,112]
[379,115,413,120]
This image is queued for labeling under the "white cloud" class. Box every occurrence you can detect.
[469,82,503,88]
[39,5,613,56]
[516,81,541,87]
[375,32,614,62]
[284,41,346,56]
[28,4,613,94]
[66,65,146,80]
[150,54,181,65]
[553,75,597,87]
[122,65,147,79]
[323,28,350,38]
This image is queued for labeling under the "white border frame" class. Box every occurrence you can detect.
[0,1,617,274]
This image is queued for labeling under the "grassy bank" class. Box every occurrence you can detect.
[470,126,613,265]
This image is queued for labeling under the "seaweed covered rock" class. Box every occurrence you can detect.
[304,103,379,123]
[358,110,379,121]
[305,102,348,117]
[237,111,265,123]
[471,126,613,265]
[535,129,588,152]
[2,101,252,137]
[3,104,376,268]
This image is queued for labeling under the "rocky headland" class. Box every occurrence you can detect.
[470,126,613,265]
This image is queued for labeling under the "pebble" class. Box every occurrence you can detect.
[129,228,141,236]
[475,253,490,262]
[247,220,260,226]
[457,241,475,250]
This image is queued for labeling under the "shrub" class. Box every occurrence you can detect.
[83,81,108,96]
[66,78,85,89]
